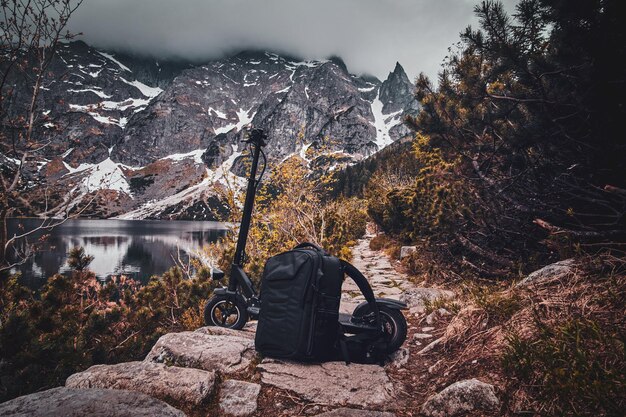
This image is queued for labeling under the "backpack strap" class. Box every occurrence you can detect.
[340,260,381,329]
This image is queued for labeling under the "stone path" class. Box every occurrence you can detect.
[340,232,413,313]
[0,227,459,417]
[341,228,453,314]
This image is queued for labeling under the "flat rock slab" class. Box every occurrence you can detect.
[146,331,256,375]
[258,359,393,407]
[219,379,261,416]
[0,387,185,417]
[315,409,396,417]
[66,361,216,405]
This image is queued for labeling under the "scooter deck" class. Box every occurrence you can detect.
[338,312,378,334]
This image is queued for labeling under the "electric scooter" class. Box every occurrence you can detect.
[203,128,408,353]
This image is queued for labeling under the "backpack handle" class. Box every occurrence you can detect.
[294,242,326,253]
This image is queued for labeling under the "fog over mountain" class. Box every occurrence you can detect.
[69,0,517,82]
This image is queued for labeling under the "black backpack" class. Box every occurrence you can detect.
[254,242,384,363]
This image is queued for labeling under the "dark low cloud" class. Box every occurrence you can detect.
[69,0,518,82]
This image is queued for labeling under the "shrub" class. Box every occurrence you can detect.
[205,154,367,282]
[0,251,215,401]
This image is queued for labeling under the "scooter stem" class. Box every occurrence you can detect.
[229,129,266,291]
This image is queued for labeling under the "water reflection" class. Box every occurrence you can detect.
[7,218,227,289]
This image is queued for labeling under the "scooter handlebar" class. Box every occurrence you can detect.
[243,128,268,147]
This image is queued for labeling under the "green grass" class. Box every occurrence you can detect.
[503,317,625,416]
[468,285,522,323]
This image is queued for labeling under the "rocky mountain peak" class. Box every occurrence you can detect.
[4,42,419,220]
[379,62,419,115]
[392,61,408,78]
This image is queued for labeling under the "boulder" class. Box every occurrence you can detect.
[65,361,216,405]
[421,379,499,417]
[516,259,575,287]
[314,408,396,417]
[146,331,256,375]
[258,359,393,407]
[218,379,261,416]
[0,387,185,417]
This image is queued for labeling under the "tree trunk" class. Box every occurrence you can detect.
[0,203,8,270]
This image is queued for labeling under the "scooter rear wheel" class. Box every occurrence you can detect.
[204,295,248,329]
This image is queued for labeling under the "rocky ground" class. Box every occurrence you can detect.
[0,229,502,417]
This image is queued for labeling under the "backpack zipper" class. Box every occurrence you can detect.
[305,255,324,356]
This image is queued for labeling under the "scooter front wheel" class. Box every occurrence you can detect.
[204,295,248,329]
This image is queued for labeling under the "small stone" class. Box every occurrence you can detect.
[219,379,261,417]
[422,327,435,332]
[399,246,417,259]
[421,379,499,417]
[0,387,185,417]
[66,361,216,405]
[314,408,396,417]
[305,405,321,415]
[387,347,409,368]
[426,308,452,325]
[413,333,433,340]
[400,288,455,310]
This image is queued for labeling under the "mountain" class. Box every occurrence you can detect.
[3,41,419,219]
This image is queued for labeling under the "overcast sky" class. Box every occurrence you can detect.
[69,0,518,82]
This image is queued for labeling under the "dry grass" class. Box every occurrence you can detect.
[408,253,625,416]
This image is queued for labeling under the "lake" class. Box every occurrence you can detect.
[7,218,228,288]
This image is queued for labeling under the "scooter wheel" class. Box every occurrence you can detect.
[379,305,408,353]
[204,295,248,329]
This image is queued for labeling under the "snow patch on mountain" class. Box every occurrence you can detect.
[67,88,112,99]
[163,149,205,164]
[63,158,132,195]
[235,108,255,131]
[68,104,126,128]
[119,77,163,98]
[96,51,132,73]
[208,107,227,119]
[370,92,403,149]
